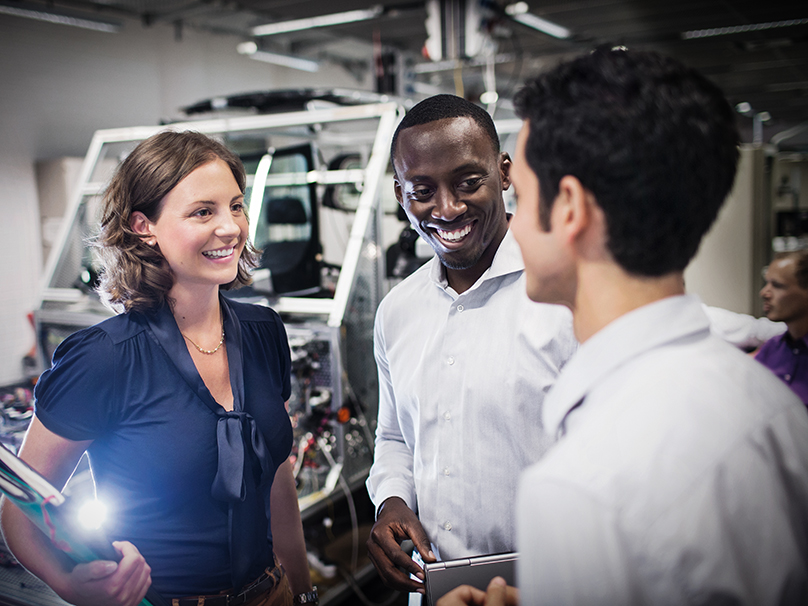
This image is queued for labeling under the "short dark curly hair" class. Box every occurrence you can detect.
[513,47,740,277]
[390,94,500,173]
[95,130,259,313]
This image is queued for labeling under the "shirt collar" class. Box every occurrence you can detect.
[781,331,808,349]
[543,294,711,436]
[428,227,525,292]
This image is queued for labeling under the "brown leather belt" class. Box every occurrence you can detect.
[172,565,284,606]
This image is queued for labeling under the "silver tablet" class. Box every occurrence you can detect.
[423,552,518,606]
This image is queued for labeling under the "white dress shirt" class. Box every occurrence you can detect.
[517,295,808,605]
[367,229,577,559]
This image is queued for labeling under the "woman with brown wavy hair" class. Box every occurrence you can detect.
[1,131,315,606]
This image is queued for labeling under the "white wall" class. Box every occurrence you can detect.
[0,14,371,385]
[685,146,763,315]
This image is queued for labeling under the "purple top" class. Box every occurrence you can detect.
[755,332,808,406]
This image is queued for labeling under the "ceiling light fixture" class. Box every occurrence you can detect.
[237,41,320,72]
[682,17,808,40]
[252,5,384,37]
[480,91,499,104]
[505,2,571,40]
[413,52,516,73]
[0,1,121,32]
[734,102,772,145]
[735,101,753,115]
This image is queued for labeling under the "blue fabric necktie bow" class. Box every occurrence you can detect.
[211,410,271,503]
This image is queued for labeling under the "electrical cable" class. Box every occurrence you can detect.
[317,436,358,573]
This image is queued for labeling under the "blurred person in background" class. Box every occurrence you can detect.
[756,249,808,406]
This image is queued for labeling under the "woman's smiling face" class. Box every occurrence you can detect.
[146,158,248,292]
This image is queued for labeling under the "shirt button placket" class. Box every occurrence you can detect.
[439,299,462,545]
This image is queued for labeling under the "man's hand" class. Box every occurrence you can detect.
[64,541,152,606]
[366,497,435,593]
[436,577,519,606]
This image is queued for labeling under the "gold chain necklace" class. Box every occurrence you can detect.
[182,327,225,355]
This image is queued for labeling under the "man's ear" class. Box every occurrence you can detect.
[499,152,512,190]
[393,177,404,206]
[554,175,591,243]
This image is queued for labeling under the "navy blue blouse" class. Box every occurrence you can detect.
[34,296,293,596]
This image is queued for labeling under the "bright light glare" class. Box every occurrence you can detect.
[364,242,381,260]
[735,102,753,115]
[480,91,499,104]
[252,6,384,37]
[505,2,529,16]
[511,12,571,39]
[237,41,258,55]
[77,499,107,531]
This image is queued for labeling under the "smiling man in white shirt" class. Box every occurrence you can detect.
[365,94,577,595]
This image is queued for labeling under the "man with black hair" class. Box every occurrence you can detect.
[441,48,808,605]
[366,94,577,593]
